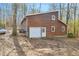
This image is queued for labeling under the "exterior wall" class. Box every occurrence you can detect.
[27,11,58,27]
[22,11,67,38]
[21,19,26,30]
[21,18,28,36]
[27,11,67,38]
[47,20,67,38]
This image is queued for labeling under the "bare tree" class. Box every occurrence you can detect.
[38,3,42,13]
[66,3,70,25]
[0,6,1,20]
[73,4,77,36]
[77,14,79,37]
[60,3,62,20]
[23,4,28,16]
[12,3,17,36]
[49,3,57,11]
[30,4,37,14]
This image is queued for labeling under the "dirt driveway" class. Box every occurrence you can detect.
[0,31,79,56]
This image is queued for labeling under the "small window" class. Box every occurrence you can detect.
[61,26,65,32]
[51,26,55,32]
[52,15,55,20]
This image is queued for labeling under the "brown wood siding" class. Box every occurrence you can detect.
[47,20,67,38]
[22,11,67,38]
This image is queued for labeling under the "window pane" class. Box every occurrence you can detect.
[51,26,55,32]
[52,15,55,20]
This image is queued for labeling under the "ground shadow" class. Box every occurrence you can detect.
[23,38,61,56]
[24,38,60,49]
[25,38,79,56]
[21,36,79,56]
[12,36,26,56]
[24,38,79,49]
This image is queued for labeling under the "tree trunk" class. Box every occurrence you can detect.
[78,14,79,37]
[23,4,27,16]
[66,3,70,25]
[12,3,17,36]
[66,3,70,35]
[38,3,41,13]
[60,3,62,20]
[73,4,77,37]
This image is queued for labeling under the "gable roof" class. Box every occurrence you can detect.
[58,20,67,26]
[26,11,58,17]
[21,17,26,24]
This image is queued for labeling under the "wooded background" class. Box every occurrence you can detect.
[0,3,79,37]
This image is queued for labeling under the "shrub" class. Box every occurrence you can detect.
[67,33,75,38]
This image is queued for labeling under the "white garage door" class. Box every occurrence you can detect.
[29,27,41,38]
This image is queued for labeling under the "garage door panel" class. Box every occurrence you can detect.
[29,27,41,38]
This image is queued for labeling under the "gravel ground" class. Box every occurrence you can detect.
[0,30,79,56]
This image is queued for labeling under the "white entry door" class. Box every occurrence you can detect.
[42,27,46,37]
